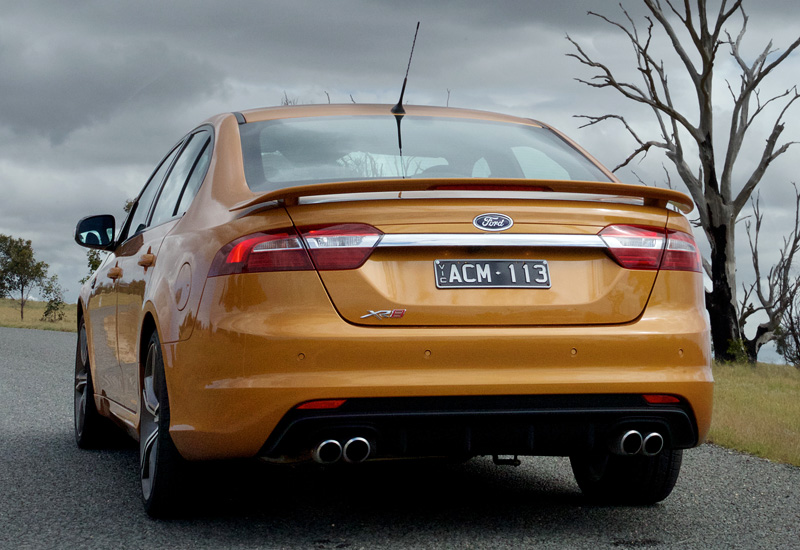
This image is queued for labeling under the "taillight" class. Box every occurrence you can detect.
[209,224,383,276]
[662,230,703,272]
[208,229,313,276]
[299,224,383,270]
[600,225,666,269]
[600,225,701,272]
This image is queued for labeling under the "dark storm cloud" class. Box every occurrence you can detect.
[0,33,224,144]
[0,0,634,120]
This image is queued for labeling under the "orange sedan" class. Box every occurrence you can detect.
[74,104,712,516]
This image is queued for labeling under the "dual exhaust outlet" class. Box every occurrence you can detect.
[611,430,664,457]
[312,437,371,464]
[314,431,661,462]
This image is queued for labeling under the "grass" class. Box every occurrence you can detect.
[708,361,800,467]
[0,297,77,333]
[1,302,798,466]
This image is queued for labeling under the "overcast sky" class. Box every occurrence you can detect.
[1,0,799,357]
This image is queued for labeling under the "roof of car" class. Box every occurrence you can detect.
[235,104,545,127]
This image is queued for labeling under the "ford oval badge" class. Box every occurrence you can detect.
[473,213,514,232]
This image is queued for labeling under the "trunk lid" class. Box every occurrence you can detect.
[286,197,670,326]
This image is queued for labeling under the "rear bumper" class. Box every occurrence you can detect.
[259,394,698,461]
[163,270,712,461]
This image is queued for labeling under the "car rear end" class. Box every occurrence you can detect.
[164,107,711,499]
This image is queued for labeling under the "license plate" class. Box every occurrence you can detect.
[434,259,551,288]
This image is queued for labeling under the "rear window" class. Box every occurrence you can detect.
[239,115,610,192]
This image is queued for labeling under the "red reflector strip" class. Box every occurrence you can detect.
[296,399,347,410]
[643,394,680,404]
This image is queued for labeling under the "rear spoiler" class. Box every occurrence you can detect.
[229,178,694,214]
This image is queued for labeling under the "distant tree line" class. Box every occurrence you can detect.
[0,234,65,322]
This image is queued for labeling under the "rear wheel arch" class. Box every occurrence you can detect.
[139,313,159,390]
[76,300,84,327]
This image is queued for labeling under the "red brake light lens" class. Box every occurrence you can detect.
[300,224,383,270]
[208,224,383,276]
[208,229,313,276]
[662,230,703,273]
[600,225,701,272]
[600,225,666,269]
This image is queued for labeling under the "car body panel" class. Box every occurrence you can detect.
[164,267,711,460]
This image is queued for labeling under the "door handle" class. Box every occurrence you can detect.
[107,266,123,280]
[138,254,156,268]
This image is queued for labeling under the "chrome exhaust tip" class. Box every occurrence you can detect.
[611,430,643,456]
[342,437,371,464]
[312,439,343,464]
[642,432,664,456]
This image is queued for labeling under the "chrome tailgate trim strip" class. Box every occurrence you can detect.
[378,234,607,248]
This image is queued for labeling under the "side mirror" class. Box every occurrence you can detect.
[75,215,115,249]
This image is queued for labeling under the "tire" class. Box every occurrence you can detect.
[74,318,111,448]
[139,330,186,517]
[570,448,683,505]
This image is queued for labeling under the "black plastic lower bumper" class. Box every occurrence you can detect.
[258,394,698,460]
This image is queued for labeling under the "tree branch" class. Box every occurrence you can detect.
[733,89,800,216]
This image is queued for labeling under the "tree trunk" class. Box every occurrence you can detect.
[18,283,25,321]
[705,221,741,362]
[744,323,772,365]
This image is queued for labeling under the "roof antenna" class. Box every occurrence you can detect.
[392,22,419,181]
[391,22,420,115]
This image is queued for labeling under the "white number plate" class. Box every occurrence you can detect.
[434,259,551,289]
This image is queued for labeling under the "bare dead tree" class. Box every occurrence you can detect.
[281,91,300,106]
[738,185,800,362]
[776,286,800,368]
[567,0,800,361]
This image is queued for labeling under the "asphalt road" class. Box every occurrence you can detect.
[1,326,798,549]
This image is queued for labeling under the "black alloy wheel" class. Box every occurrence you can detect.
[74,318,110,448]
[139,330,186,517]
[570,448,683,505]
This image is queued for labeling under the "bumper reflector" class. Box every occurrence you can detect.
[643,394,681,404]
[296,399,347,410]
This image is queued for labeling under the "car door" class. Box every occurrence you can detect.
[115,131,213,412]
[111,142,183,410]
[85,249,122,400]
